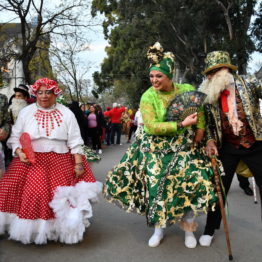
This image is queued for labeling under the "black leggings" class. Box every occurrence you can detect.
[203,141,262,235]
[128,125,137,140]
[88,127,101,150]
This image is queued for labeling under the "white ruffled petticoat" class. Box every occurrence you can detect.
[0,181,102,244]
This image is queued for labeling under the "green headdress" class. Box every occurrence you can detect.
[147,42,175,79]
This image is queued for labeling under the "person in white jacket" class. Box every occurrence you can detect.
[0,78,102,245]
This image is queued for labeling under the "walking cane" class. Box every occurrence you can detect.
[252,177,258,204]
[211,156,233,261]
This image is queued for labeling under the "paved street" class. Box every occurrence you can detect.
[0,137,261,262]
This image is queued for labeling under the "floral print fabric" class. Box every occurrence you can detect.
[104,129,218,227]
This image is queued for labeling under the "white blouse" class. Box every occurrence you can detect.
[7,103,84,155]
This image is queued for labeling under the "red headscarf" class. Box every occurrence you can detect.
[31,78,62,97]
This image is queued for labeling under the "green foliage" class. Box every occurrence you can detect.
[252,1,262,52]
[56,95,68,106]
[92,0,260,107]
[92,90,99,99]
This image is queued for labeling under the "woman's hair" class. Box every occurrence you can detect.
[68,101,86,124]
[95,104,102,112]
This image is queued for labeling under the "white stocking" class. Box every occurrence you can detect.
[148,227,164,247]
[184,217,197,248]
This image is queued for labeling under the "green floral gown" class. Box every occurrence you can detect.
[104,83,219,228]
[81,145,101,163]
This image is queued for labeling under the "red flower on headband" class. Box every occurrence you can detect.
[31,78,62,96]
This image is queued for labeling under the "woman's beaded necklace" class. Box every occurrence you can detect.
[34,104,63,136]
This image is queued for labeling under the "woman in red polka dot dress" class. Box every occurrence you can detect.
[0,78,102,244]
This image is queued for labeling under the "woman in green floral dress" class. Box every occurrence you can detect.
[104,42,218,248]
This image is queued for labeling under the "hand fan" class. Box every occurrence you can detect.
[19,132,36,164]
[165,91,207,122]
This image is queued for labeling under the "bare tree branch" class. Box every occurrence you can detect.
[49,32,91,102]
[214,0,234,40]
[0,0,95,84]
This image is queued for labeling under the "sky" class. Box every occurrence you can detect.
[86,0,262,77]
[85,26,108,81]
[0,1,261,85]
[87,29,262,76]
[248,51,262,74]
[0,1,108,84]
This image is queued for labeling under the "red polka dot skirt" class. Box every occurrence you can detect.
[0,152,97,220]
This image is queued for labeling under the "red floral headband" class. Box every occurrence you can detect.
[31,78,62,96]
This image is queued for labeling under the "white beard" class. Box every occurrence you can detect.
[199,68,235,104]
[9,98,28,123]
[199,68,243,135]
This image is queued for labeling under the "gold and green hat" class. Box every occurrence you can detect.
[203,51,238,75]
[147,42,175,79]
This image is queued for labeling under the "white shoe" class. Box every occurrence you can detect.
[185,232,197,248]
[199,235,214,247]
[98,149,102,154]
[148,232,164,247]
